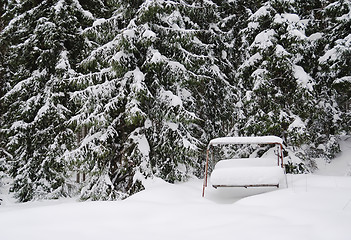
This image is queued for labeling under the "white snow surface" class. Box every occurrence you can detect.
[334,76,351,84]
[54,0,65,14]
[288,115,306,134]
[210,158,284,187]
[248,4,270,22]
[160,89,183,107]
[129,130,150,157]
[210,166,284,186]
[92,18,106,27]
[1,138,351,240]
[209,136,283,147]
[293,65,314,91]
[214,158,279,168]
[251,29,276,49]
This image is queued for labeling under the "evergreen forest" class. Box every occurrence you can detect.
[0,0,350,201]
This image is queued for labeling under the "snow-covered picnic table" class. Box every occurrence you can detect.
[210,158,285,188]
[208,136,283,148]
[203,136,286,196]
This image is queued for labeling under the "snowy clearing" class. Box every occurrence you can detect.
[1,138,351,240]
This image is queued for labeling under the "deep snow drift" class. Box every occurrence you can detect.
[0,137,350,240]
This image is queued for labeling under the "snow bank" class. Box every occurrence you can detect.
[1,142,351,240]
[1,174,350,240]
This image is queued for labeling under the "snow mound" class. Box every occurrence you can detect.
[215,158,278,168]
[210,158,285,187]
[211,166,285,187]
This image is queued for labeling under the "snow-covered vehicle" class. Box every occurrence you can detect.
[202,136,287,197]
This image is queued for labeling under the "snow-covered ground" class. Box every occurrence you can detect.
[1,137,351,240]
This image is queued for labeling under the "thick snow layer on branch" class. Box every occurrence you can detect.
[143,29,156,38]
[209,136,283,148]
[334,76,351,84]
[160,89,183,107]
[307,32,323,41]
[251,29,276,49]
[93,18,106,27]
[73,0,93,19]
[274,13,300,24]
[129,132,150,157]
[54,0,64,14]
[288,116,306,134]
[293,65,314,91]
[149,49,166,63]
[248,5,270,22]
[317,34,351,63]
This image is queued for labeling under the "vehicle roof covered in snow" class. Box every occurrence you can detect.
[208,136,283,149]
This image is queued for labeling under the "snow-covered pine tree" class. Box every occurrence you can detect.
[0,0,93,201]
[64,1,153,200]
[318,1,351,137]
[297,0,349,161]
[0,2,10,184]
[2,0,350,201]
[65,0,241,199]
[233,0,320,169]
